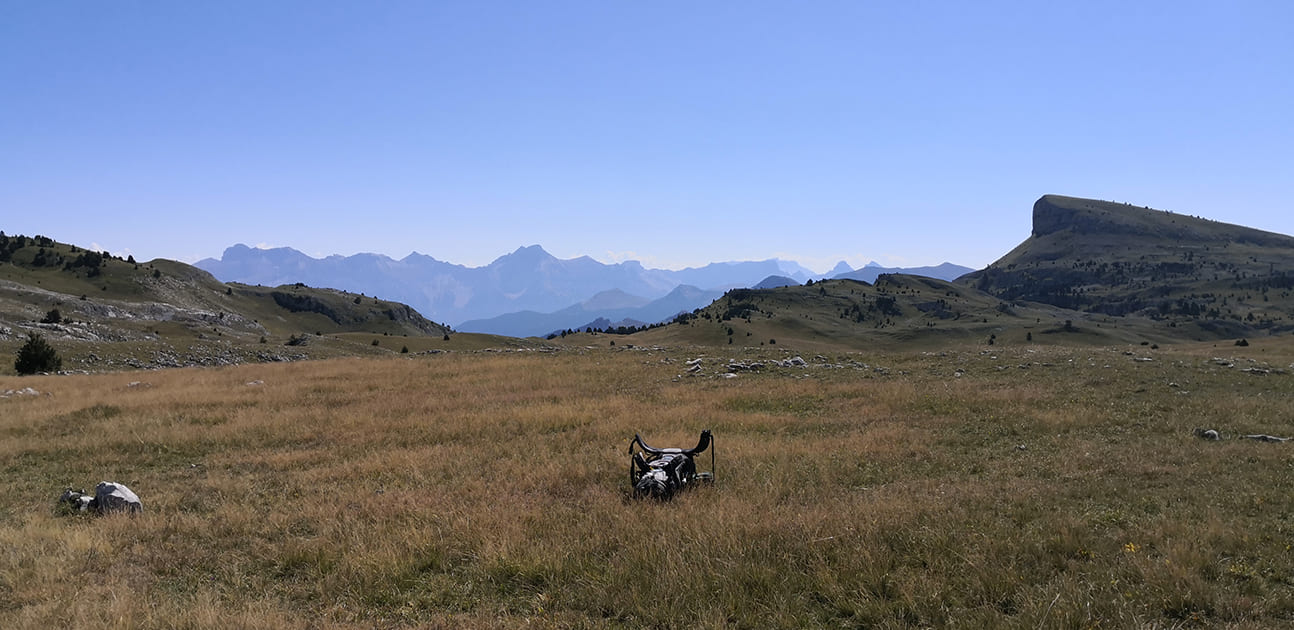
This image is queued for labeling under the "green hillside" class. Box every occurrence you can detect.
[625,274,1167,352]
[960,195,1294,338]
[0,232,454,373]
[622,195,1294,351]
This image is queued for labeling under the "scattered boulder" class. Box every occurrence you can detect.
[1193,428,1221,441]
[95,481,143,513]
[57,482,143,515]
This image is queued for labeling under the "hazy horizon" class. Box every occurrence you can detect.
[195,240,974,277]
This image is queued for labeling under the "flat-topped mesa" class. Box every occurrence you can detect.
[1032,195,1126,238]
[1031,194,1197,240]
[1031,194,1294,247]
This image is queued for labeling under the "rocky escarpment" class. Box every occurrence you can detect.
[1031,194,1294,247]
[958,195,1294,332]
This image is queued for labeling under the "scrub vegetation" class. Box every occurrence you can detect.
[3,340,1293,628]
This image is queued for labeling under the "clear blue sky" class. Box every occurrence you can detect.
[3,1,1291,273]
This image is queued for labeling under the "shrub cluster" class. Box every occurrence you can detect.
[14,333,62,375]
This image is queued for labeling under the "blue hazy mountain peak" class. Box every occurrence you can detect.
[196,243,970,330]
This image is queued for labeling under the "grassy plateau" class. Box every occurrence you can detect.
[3,339,1294,629]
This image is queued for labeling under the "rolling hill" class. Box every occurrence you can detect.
[626,274,1143,352]
[618,194,1294,351]
[0,233,454,372]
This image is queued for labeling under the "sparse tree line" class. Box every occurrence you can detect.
[0,232,138,274]
[985,256,1291,301]
[0,232,54,263]
[977,252,1294,330]
[688,281,919,333]
[546,321,670,339]
[839,296,902,327]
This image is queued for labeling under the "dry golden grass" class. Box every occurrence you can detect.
[3,340,1294,628]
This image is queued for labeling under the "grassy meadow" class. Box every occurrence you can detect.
[2,340,1294,628]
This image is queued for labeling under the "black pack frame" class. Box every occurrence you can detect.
[628,429,715,499]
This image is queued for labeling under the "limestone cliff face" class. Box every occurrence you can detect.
[1030,194,1294,247]
[1030,195,1137,238]
[958,194,1294,321]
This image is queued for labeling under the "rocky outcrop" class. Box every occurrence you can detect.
[960,194,1294,330]
[1031,194,1294,247]
[58,482,142,515]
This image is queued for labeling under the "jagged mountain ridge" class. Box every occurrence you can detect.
[197,244,970,330]
[458,284,723,338]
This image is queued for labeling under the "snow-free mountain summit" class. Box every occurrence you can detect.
[196,246,972,334]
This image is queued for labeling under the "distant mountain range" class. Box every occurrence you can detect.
[195,245,974,337]
[838,262,979,284]
[458,285,725,338]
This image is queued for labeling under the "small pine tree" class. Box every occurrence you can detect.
[15,333,62,375]
[41,308,62,324]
